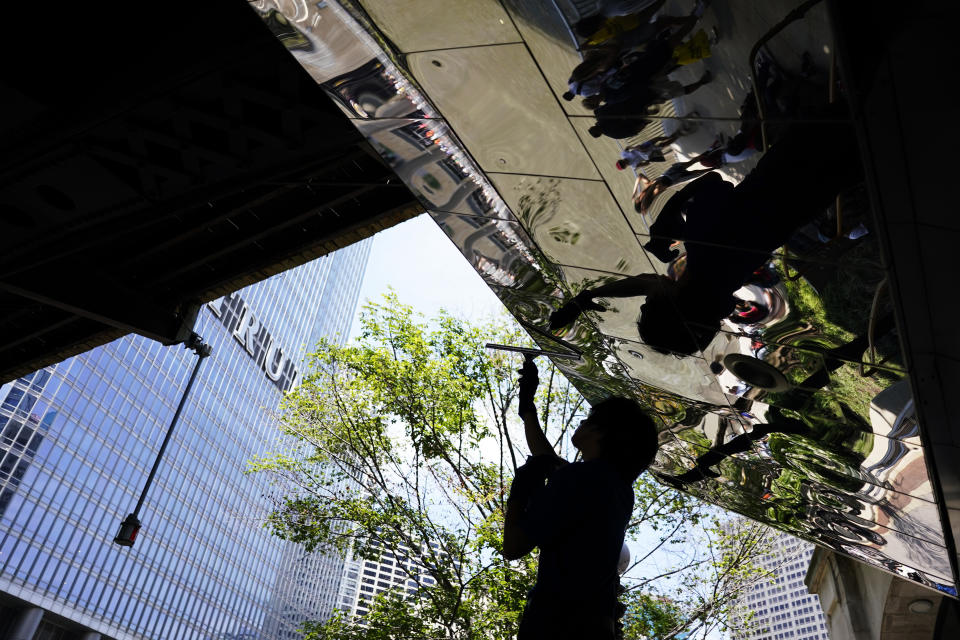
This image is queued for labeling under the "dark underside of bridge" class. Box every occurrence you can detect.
[0,0,421,383]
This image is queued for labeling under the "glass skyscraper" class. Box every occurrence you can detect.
[0,240,372,639]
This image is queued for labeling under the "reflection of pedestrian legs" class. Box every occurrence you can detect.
[661,165,713,187]
[648,71,711,103]
[651,131,682,147]
[690,136,726,168]
[755,46,786,113]
[683,69,712,95]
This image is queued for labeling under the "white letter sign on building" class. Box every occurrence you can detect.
[207,295,301,392]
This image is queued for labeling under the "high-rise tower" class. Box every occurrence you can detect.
[730,529,831,640]
[0,240,371,639]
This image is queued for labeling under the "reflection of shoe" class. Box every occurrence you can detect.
[710,26,720,44]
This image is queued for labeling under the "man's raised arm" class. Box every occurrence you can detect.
[517,356,561,459]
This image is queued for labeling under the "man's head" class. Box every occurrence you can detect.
[572,397,659,479]
[638,294,717,355]
[588,124,603,138]
[615,159,628,171]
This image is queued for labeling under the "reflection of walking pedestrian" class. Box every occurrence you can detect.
[647,69,712,102]
[671,28,714,65]
[553,103,863,355]
[588,90,656,139]
[616,134,679,169]
[632,156,714,213]
[615,115,699,171]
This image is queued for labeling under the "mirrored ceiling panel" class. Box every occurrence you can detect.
[611,337,729,407]
[657,457,944,554]
[658,403,936,513]
[407,45,600,180]
[702,338,912,437]
[263,0,957,595]
[558,266,647,341]
[498,0,591,117]
[429,213,542,292]
[490,174,650,276]
[652,448,952,584]
[568,117,659,236]
[352,117,523,225]
[358,0,521,52]
[685,256,906,373]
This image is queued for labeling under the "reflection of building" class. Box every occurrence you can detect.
[337,537,448,625]
[0,242,370,639]
[731,529,829,640]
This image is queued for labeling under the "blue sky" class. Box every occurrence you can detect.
[351,214,507,338]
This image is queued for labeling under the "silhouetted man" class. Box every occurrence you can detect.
[502,357,659,639]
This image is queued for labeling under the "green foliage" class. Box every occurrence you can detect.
[622,592,685,640]
[251,292,774,640]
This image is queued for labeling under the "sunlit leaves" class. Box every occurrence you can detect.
[251,293,775,640]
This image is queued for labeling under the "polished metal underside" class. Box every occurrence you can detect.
[252,0,958,596]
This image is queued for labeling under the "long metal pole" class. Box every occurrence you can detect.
[133,344,209,517]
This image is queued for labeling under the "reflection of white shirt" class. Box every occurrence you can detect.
[620,141,663,166]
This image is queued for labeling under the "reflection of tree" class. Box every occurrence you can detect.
[766,254,903,423]
[515,178,561,230]
[547,226,580,245]
[652,384,945,585]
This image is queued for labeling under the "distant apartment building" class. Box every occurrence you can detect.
[731,529,830,640]
[336,537,448,624]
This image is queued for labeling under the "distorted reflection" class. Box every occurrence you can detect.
[551,103,861,357]
[255,0,956,595]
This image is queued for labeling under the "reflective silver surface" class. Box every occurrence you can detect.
[253,0,957,595]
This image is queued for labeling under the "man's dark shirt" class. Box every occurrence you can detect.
[520,459,633,614]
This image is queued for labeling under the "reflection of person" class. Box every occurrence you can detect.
[694,48,811,170]
[588,92,655,139]
[616,131,687,170]
[578,1,704,51]
[503,357,658,640]
[554,106,862,355]
[632,157,715,213]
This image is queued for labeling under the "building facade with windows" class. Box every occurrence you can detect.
[0,240,372,640]
[731,530,830,640]
[336,538,445,624]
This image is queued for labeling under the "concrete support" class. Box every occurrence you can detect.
[807,546,946,640]
[8,607,43,640]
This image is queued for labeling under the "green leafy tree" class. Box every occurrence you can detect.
[251,293,774,639]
